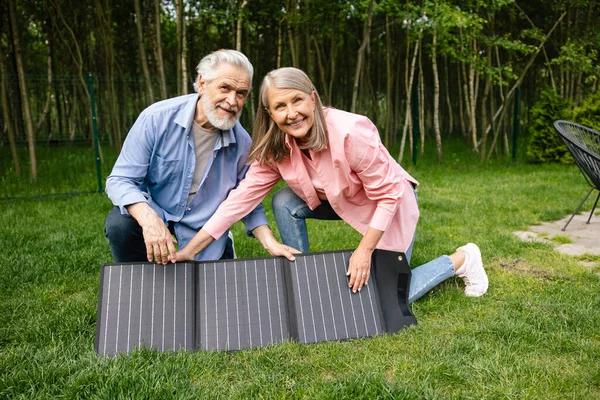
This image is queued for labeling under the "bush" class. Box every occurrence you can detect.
[573,90,600,131]
[526,89,572,163]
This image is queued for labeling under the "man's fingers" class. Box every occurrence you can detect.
[152,243,162,264]
[146,244,154,262]
[168,241,177,263]
[159,243,169,265]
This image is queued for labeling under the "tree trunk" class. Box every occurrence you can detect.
[431,11,442,161]
[479,48,492,162]
[443,55,453,136]
[181,10,188,94]
[93,0,121,148]
[460,60,470,141]
[245,39,256,118]
[468,40,478,152]
[457,65,466,138]
[313,37,328,103]
[304,11,313,81]
[418,44,425,155]
[176,0,184,95]
[35,54,53,136]
[398,38,420,164]
[485,11,566,159]
[286,22,297,67]
[286,4,298,68]
[327,18,337,104]
[236,0,248,52]
[9,0,37,180]
[155,0,167,99]
[0,50,21,177]
[48,0,95,147]
[350,0,374,114]
[47,23,63,137]
[277,18,283,68]
[134,0,154,103]
[384,14,393,148]
[393,31,404,148]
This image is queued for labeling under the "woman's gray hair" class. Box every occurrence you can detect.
[193,49,254,92]
[248,67,328,164]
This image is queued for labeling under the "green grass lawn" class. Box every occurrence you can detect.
[1,145,599,399]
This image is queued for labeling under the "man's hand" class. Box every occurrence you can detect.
[252,225,300,261]
[127,202,177,265]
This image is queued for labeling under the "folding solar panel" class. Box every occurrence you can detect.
[195,258,290,351]
[95,263,195,355]
[95,249,416,356]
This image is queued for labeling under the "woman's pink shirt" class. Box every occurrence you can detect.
[202,108,420,253]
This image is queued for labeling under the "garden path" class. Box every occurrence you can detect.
[514,213,600,265]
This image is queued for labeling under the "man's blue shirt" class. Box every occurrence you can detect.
[106,93,268,260]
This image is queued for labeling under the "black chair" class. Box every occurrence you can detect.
[553,120,600,231]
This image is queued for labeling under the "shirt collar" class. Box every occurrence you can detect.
[284,134,295,153]
[174,93,200,130]
[220,126,237,148]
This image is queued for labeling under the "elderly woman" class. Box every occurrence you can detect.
[176,67,488,301]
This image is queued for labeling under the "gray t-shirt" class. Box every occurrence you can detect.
[188,122,220,204]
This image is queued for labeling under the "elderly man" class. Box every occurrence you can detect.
[105,49,283,264]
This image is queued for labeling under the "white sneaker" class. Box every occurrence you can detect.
[455,243,488,297]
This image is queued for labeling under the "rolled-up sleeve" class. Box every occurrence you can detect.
[344,118,403,233]
[105,113,154,215]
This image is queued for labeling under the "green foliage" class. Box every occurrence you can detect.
[551,39,599,76]
[573,91,600,131]
[526,89,573,163]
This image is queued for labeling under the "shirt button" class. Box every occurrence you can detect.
[187,207,191,211]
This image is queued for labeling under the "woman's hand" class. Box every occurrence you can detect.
[265,241,301,260]
[347,245,374,293]
[347,227,384,293]
[252,225,300,261]
[173,229,214,263]
[175,246,196,262]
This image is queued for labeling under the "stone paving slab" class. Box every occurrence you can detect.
[513,214,600,261]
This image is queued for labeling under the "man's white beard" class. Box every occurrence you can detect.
[202,95,242,131]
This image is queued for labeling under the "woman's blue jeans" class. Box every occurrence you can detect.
[272,186,454,304]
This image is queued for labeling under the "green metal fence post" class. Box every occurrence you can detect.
[411,84,419,165]
[88,72,103,194]
[512,87,520,162]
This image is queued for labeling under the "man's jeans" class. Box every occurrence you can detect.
[271,186,454,304]
[104,207,235,262]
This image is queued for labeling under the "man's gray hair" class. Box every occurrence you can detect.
[193,49,254,92]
